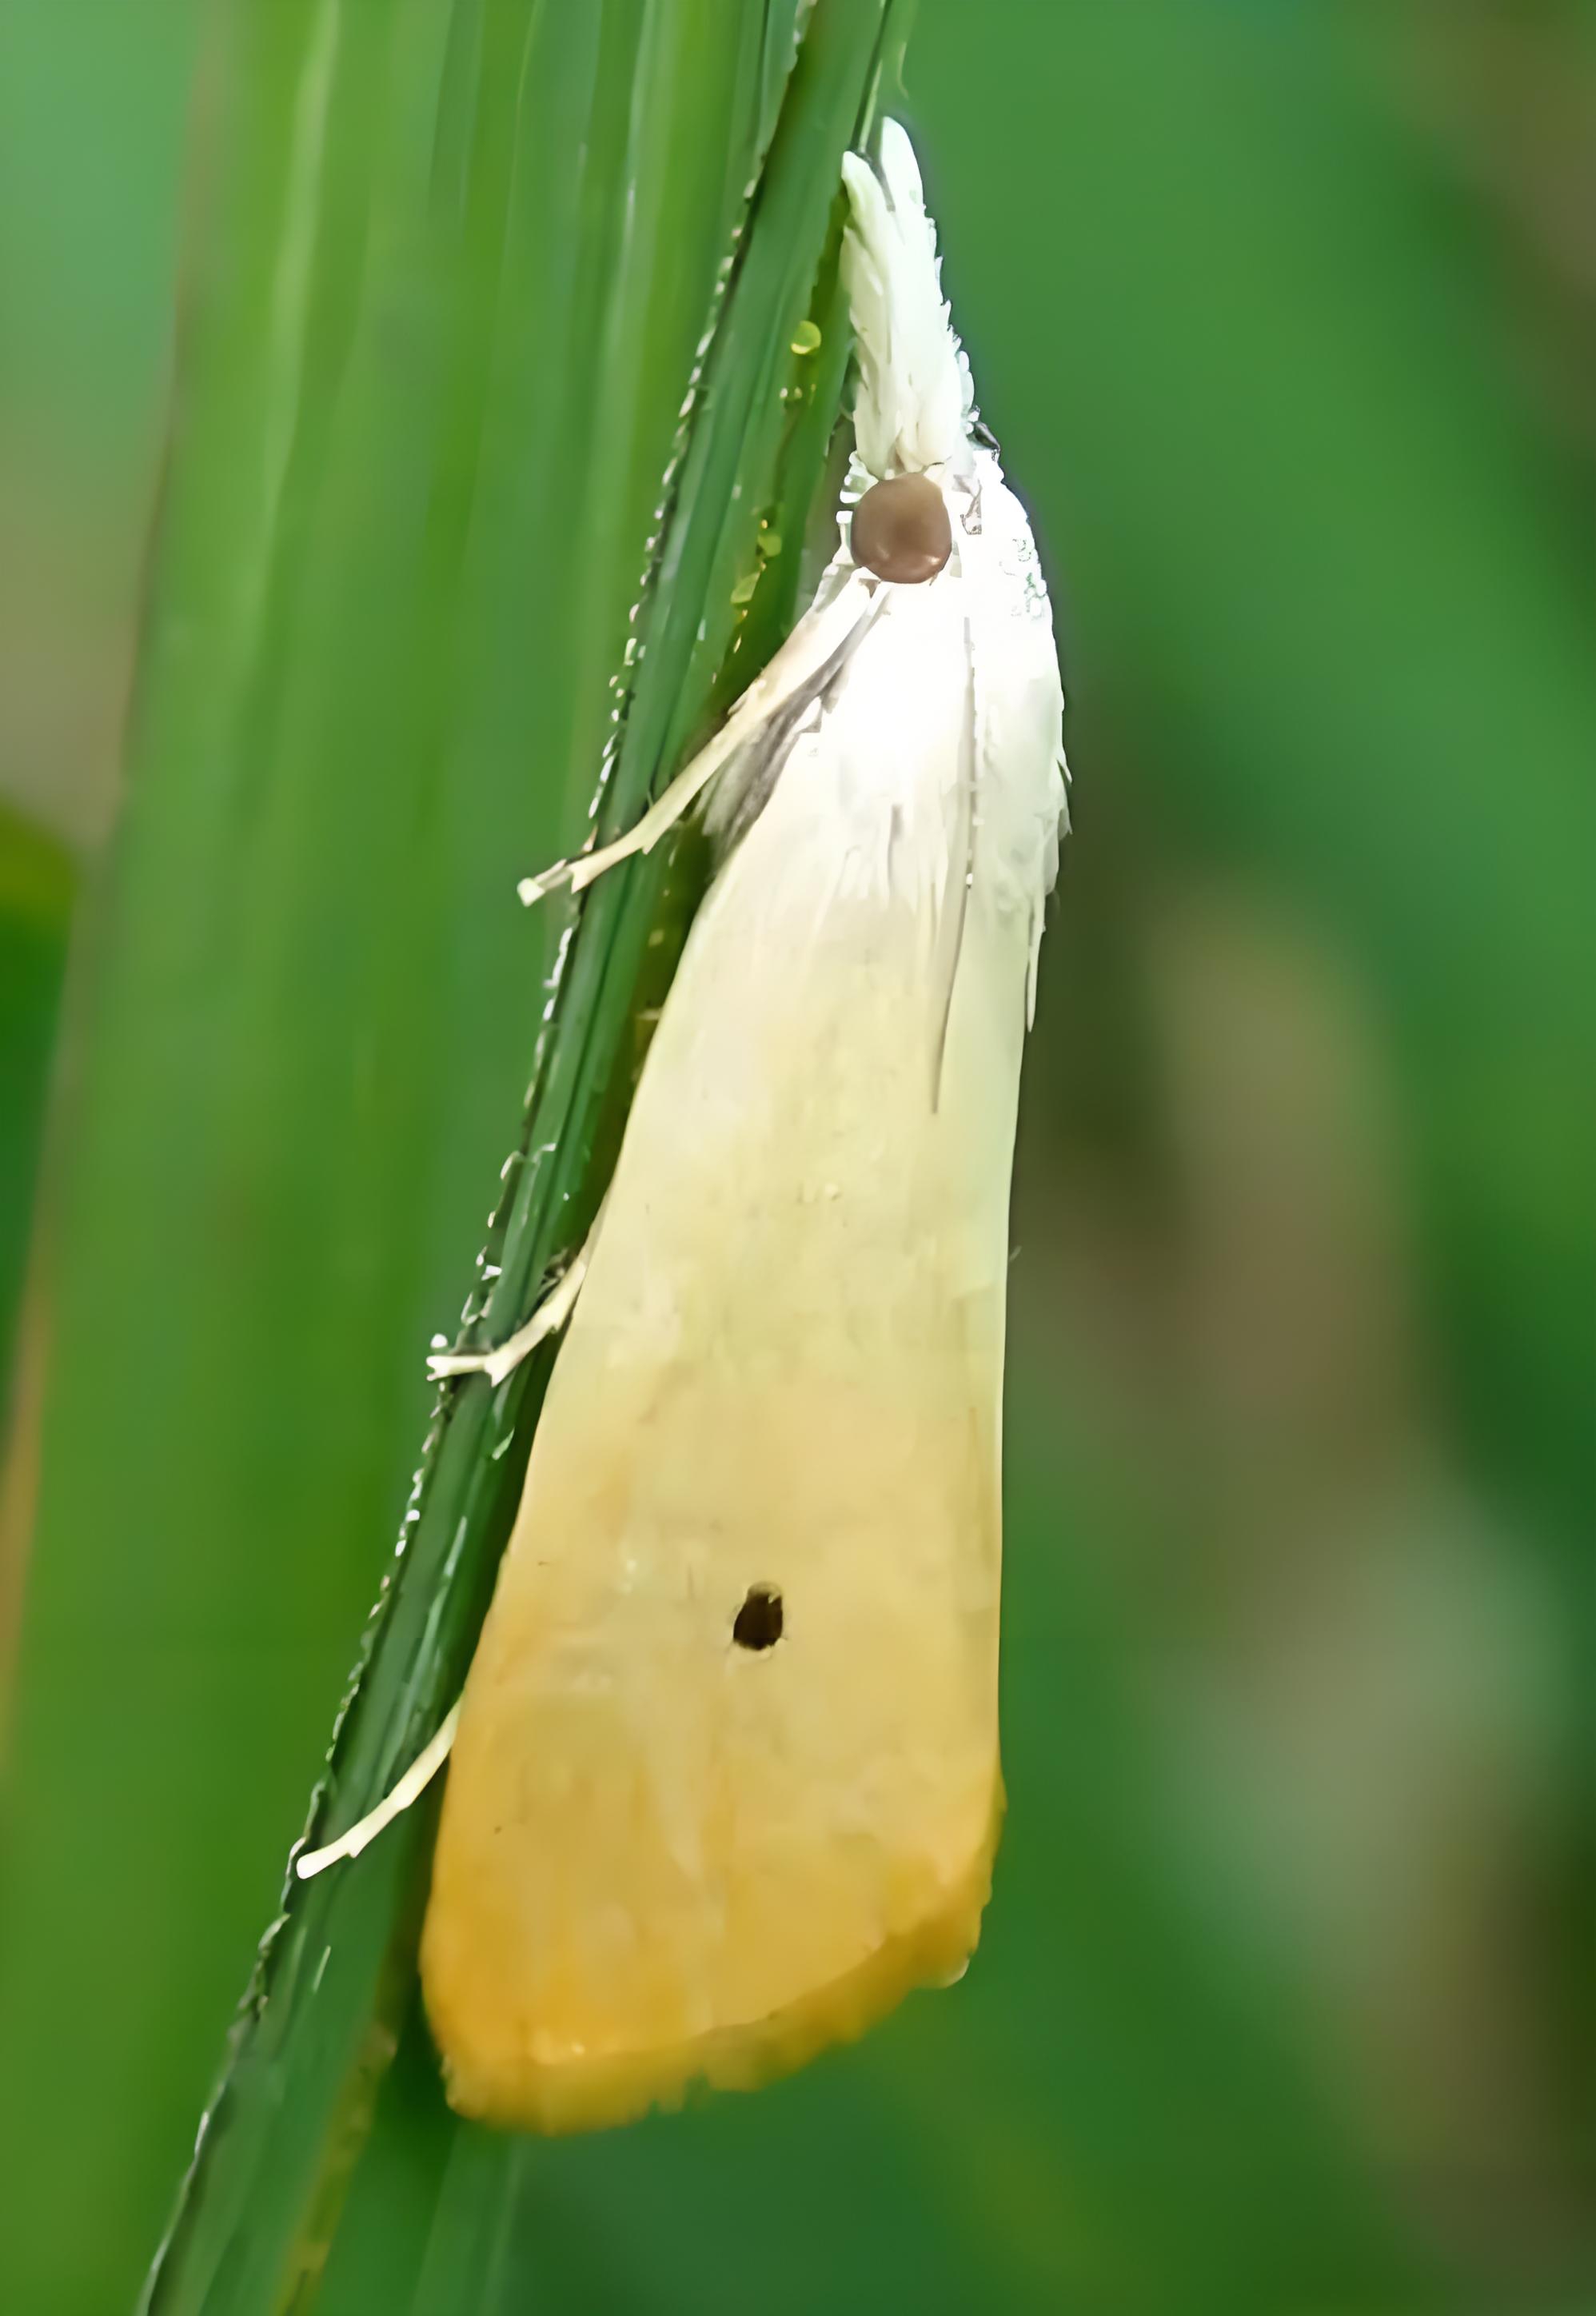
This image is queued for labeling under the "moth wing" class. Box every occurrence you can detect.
[421,602,1027,2134]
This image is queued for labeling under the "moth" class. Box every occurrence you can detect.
[300,122,1067,2134]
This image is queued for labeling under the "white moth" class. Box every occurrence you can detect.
[299,121,1067,2134]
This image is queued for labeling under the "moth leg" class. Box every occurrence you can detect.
[294,1699,461,1881]
[297,1215,608,1880]
[518,573,878,908]
[427,1200,604,1388]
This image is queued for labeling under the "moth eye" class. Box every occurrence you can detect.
[732,1583,784,1651]
[851,473,952,585]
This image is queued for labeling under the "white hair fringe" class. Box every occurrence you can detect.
[841,120,974,483]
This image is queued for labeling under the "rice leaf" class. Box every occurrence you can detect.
[118,6,905,2312]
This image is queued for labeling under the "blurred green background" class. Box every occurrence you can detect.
[2,2,1593,2312]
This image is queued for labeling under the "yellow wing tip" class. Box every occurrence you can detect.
[432,1803,1003,2136]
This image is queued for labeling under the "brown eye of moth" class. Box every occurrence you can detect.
[851,472,952,585]
[732,1583,784,1651]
